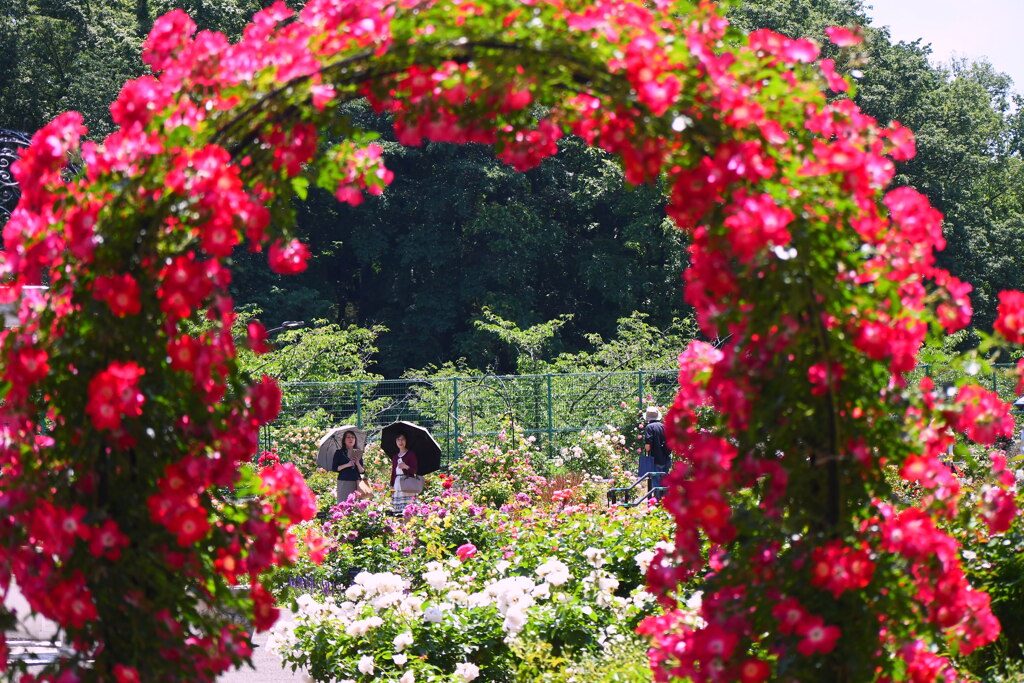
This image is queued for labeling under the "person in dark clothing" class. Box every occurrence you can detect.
[641,407,671,498]
[331,430,364,502]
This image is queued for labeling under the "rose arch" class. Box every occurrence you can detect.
[0,0,1020,681]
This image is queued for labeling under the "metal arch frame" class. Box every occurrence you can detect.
[0,127,32,224]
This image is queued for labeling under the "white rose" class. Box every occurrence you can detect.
[423,570,449,591]
[399,595,425,617]
[423,605,443,623]
[454,662,481,682]
[393,653,408,666]
[393,632,414,651]
[502,606,528,634]
[295,593,317,614]
[536,559,570,583]
[399,671,415,683]
[466,591,490,608]
[344,620,368,637]
[447,589,470,606]
[583,547,606,568]
[634,550,655,574]
[544,567,570,587]
[358,656,375,675]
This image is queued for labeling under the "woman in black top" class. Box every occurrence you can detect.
[331,430,364,503]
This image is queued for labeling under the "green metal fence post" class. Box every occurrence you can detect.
[637,370,644,412]
[546,373,554,458]
[452,377,460,462]
[356,380,362,429]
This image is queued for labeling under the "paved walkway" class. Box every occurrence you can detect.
[4,583,307,682]
[217,611,307,683]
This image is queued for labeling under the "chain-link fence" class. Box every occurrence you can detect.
[908,363,1019,402]
[262,363,1024,468]
[262,369,679,466]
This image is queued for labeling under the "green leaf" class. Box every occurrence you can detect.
[292,175,310,201]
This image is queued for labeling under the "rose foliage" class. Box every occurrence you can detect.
[1,0,1023,681]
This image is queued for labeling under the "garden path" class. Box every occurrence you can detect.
[2,583,304,682]
[217,610,306,683]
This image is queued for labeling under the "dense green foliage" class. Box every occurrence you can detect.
[0,0,279,135]
[260,111,686,375]
[3,0,1024,373]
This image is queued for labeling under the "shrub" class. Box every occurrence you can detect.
[550,427,635,489]
[271,502,675,682]
[449,437,546,504]
[270,424,326,478]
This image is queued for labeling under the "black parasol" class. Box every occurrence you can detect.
[380,421,442,475]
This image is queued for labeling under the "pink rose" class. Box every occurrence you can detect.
[456,543,477,562]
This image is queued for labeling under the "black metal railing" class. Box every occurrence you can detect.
[608,471,667,506]
[0,128,31,224]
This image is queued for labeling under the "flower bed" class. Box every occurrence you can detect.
[267,492,675,681]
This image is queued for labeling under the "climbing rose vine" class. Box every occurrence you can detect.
[0,0,1019,681]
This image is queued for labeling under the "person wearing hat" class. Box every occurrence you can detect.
[641,406,670,499]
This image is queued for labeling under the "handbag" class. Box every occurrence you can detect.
[355,478,374,500]
[397,474,424,494]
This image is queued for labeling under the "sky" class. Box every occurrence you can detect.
[864,0,1024,92]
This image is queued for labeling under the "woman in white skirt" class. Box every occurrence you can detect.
[389,432,419,513]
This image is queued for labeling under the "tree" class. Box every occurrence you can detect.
[731,0,1024,331]
[0,2,1019,683]
[0,0,274,136]
[544,311,697,374]
[226,102,686,375]
[6,0,1024,370]
[233,318,386,385]
[472,306,573,375]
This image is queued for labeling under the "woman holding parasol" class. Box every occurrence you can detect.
[381,421,442,515]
